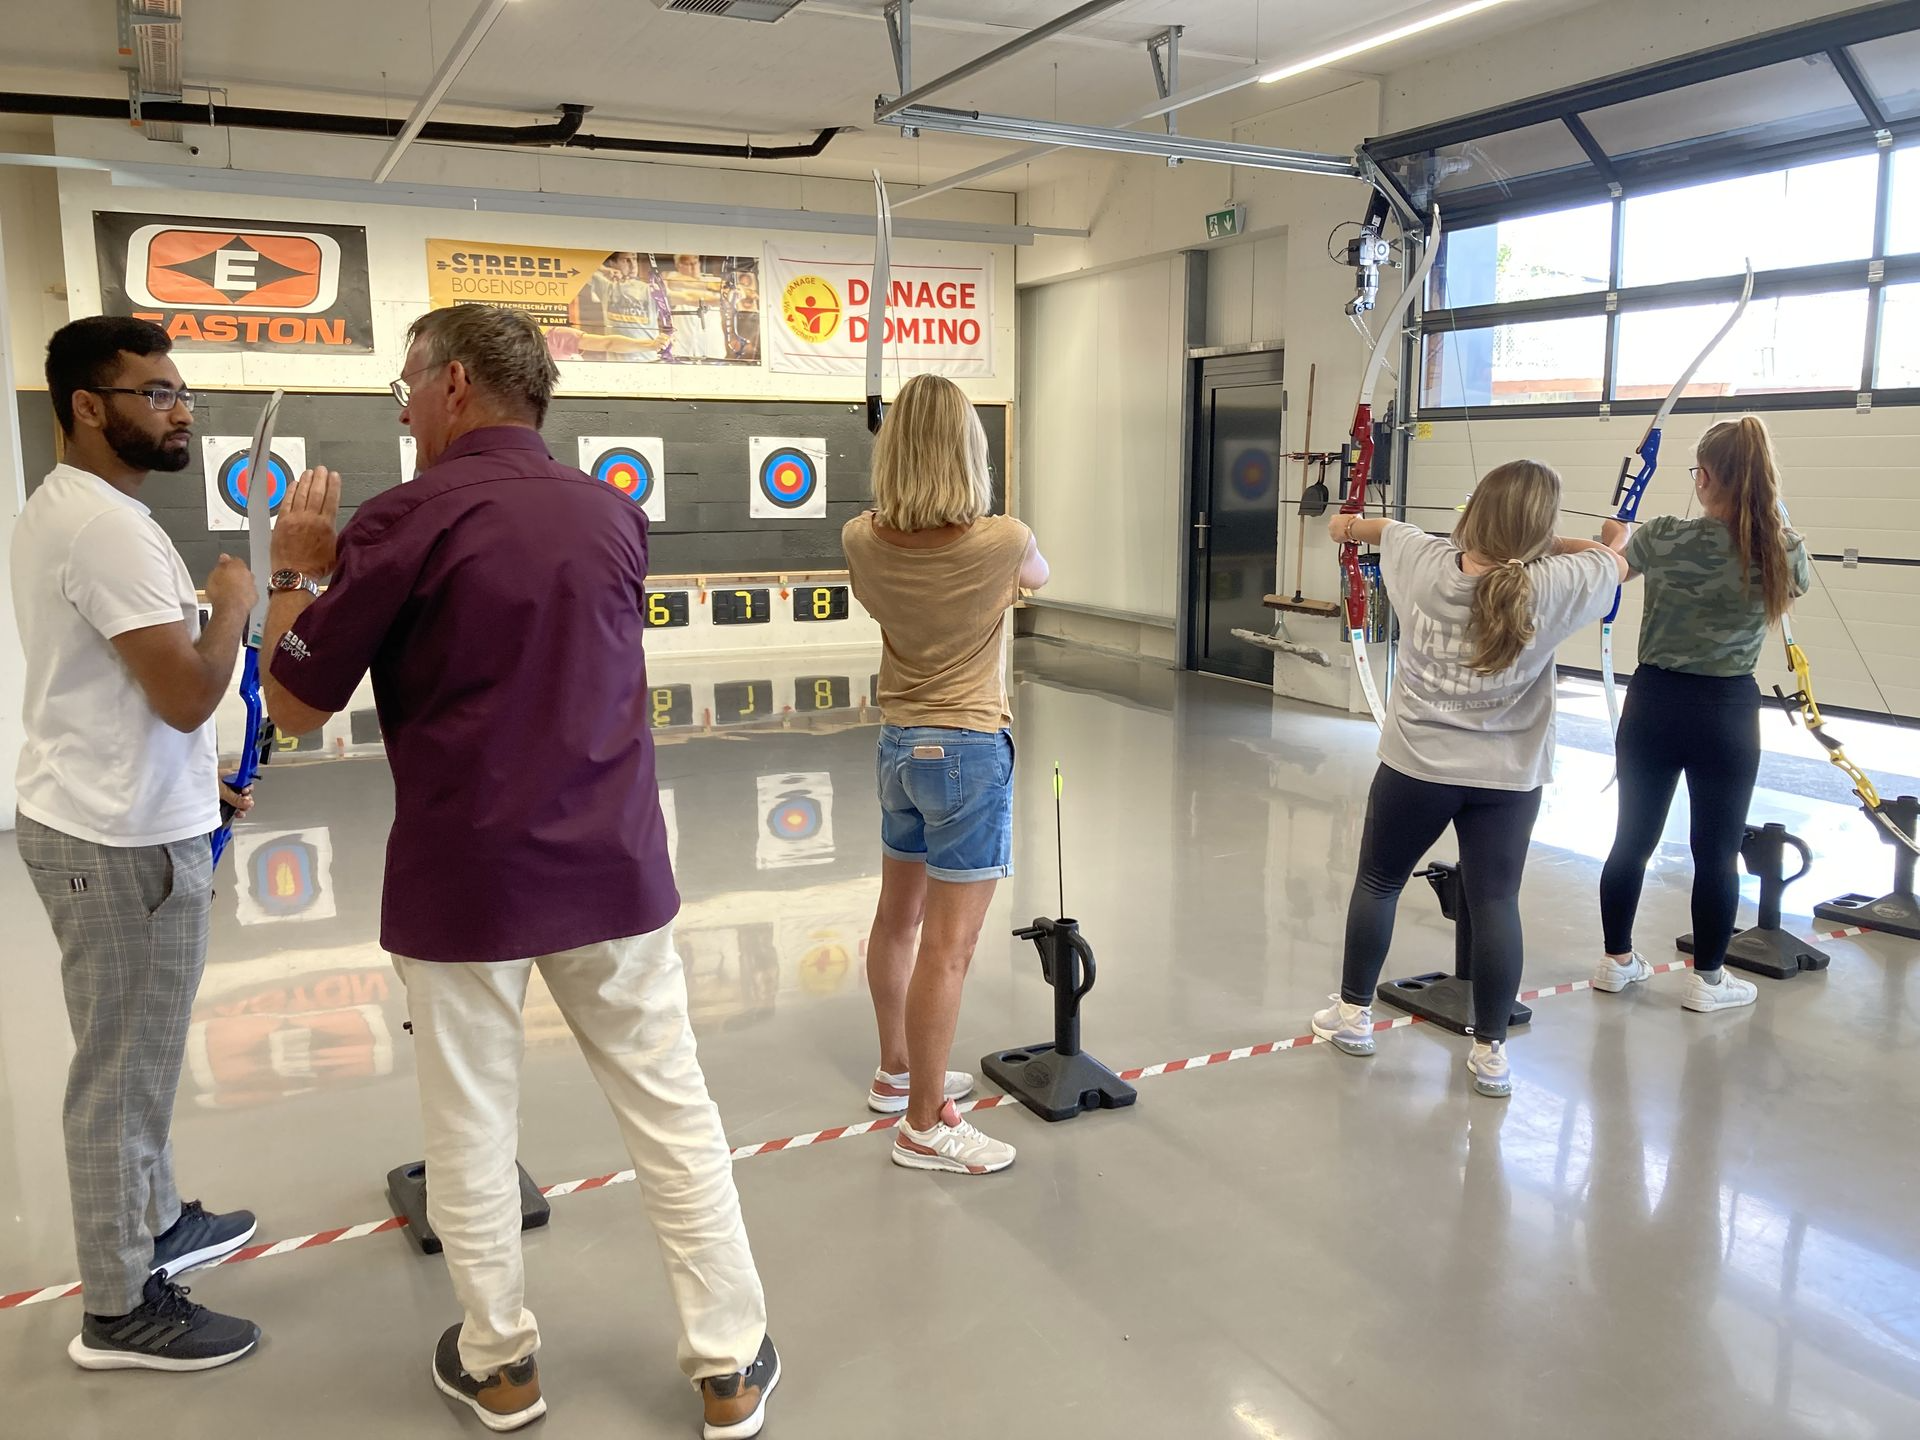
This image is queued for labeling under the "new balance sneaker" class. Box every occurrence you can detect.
[1466,1039,1513,1098]
[1683,968,1758,1014]
[891,1099,1016,1175]
[1311,996,1377,1056]
[1591,951,1654,995]
[867,1067,976,1115]
[702,1333,781,1440]
[151,1199,257,1276]
[69,1272,259,1372]
[431,1324,546,1433]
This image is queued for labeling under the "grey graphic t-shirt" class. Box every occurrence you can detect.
[1625,515,1811,677]
[1377,521,1619,791]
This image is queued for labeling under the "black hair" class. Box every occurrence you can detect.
[46,316,173,434]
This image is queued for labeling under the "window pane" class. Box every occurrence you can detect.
[1848,32,1920,122]
[1891,146,1920,257]
[1432,121,1593,194]
[1615,291,1868,398]
[1432,202,1613,308]
[1582,56,1861,161]
[1878,282,1920,389]
[1422,316,1606,407]
[1620,156,1878,286]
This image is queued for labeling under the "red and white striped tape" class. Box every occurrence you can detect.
[0,944,1871,1314]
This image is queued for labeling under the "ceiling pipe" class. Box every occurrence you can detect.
[0,91,839,160]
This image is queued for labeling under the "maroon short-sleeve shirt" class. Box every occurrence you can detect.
[269,425,679,962]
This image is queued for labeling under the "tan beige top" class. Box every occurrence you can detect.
[842,512,1032,733]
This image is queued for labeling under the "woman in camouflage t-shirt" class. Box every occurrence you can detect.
[1592,416,1811,1015]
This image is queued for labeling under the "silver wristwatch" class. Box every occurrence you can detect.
[268,569,322,598]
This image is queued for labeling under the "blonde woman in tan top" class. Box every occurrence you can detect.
[842,374,1050,1176]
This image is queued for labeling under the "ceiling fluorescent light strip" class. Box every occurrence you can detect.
[1260,0,1517,84]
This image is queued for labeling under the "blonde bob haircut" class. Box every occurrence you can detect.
[869,373,993,531]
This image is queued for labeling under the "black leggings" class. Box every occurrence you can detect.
[1599,666,1761,973]
[1340,764,1544,1043]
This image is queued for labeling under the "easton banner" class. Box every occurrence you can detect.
[764,247,993,378]
[426,241,762,365]
[94,212,374,352]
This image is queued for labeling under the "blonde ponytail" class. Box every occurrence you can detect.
[1453,459,1563,675]
[1696,416,1793,623]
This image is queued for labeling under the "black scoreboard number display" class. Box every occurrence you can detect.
[648,684,694,730]
[797,676,853,712]
[792,585,850,623]
[712,588,772,625]
[645,590,691,628]
[714,680,774,724]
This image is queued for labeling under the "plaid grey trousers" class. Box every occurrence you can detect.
[16,814,212,1314]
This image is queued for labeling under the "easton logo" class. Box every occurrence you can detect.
[125,224,341,313]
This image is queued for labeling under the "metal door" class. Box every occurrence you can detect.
[1187,353,1285,682]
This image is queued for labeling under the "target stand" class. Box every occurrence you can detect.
[982,918,1136,1123]
[1813,794,1920,942]
[386,1161,550,1256]
[1678,822,1829,979]
[1376,862,1532,1035]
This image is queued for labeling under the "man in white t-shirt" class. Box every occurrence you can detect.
[12,316,262,1373]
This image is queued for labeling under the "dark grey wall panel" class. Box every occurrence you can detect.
[16,390,1009,583]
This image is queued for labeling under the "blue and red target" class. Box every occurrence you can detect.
[216,450,294,523]
[766,794,823,842]
[756,446,820,510]
[590,446,656,507]
[248,835,320,919]
[1230,449,1274,502]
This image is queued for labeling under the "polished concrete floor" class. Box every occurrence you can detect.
[3,640,1918,1439]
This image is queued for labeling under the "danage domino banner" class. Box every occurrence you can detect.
[763,247,992,378]
[426,241,761,365]
[95,211,374,352]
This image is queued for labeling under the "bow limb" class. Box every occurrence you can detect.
[865,171,894,435]
[211,389,283,867]
[1341,201,1442,729]
[1602,262,1754,733]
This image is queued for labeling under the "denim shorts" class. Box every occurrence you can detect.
[875,725,1015,883]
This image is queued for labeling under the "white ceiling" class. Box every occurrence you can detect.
[1,0,1602,189]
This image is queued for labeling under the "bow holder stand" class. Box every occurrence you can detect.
[1677,822,1830,978]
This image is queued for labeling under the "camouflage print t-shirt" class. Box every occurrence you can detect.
[1625,515,1811,677]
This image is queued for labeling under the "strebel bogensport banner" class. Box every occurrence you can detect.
[426,240,762,365]
[764,246,992,378]
[95,212,374,352]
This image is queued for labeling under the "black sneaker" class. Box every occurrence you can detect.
[702,1334,780,1440]
[431,1323,547,1432]
[69,1272,260,1372]
[151,1199,258,1276]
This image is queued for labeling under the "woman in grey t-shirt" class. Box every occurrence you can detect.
[1311,460,1626,1096]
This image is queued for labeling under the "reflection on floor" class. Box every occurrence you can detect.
[3,640,1917,1439]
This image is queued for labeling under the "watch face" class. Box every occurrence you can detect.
[270,570,306,590]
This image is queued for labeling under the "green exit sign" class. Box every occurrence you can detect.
[1205,205,1245,240]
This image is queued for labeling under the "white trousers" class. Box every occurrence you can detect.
[394,925,766,1379]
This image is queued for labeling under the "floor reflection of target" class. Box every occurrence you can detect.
[577,436,665,521]
[755,771,835,869]
[233,827,337,926]
[203,435,307,532]
[1226,448,1275,508]
[748,436,827,519]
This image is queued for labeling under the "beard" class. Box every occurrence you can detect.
[104,410,192,473]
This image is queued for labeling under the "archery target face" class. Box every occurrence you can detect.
[233,827,337,926]
[577,436,666,521]
[755,772,835,869]
[748,437,827,519]
[203,435,307,532]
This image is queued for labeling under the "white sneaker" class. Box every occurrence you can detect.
[1592,951,1654,994]
[1311,996,1376,1056]
[1466,1039,1513,1098]
[867,1067,976,1116]
[891,1099,1015,1175]
[1683,969,1758,1013]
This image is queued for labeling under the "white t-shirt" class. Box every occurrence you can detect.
[12,464,219,846]
[1376,520,1618,791]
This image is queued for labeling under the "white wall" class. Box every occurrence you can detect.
[1203,233,1288,350]
[1017,254,1186,623]
[0,174,31,828]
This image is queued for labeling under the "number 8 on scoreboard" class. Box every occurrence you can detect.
[793,585,849,623]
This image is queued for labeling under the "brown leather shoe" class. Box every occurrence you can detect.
[701,1333,780,1439]
[431,1323,547,1432]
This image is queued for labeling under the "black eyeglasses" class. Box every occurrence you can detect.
[1689,466,1704,481]
[90,384,196,414]
[390,362,445,408]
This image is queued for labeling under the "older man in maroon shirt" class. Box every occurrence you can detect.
[261,305,778,1440]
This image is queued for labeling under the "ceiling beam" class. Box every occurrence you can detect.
[372,0,513,184]
[875,0,1132,122]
